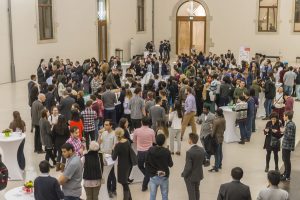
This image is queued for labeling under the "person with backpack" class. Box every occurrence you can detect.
[0,154,8,191]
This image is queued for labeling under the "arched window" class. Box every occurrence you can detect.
[38,0,54,40]
[294,0,300,32]
[258,0,278,32]
[177,1,206,17]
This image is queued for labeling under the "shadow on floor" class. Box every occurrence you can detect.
[279,142,300,200]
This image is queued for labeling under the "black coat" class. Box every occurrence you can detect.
[112,141,132,184]
[59,96,75,121]
[263,120,283,151]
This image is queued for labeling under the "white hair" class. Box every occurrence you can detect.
[89,141,100,151]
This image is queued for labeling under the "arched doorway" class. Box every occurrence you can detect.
[176,1,206,55]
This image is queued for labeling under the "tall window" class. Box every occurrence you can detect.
[258,0,278,32]
[137,0,145,31]
[294,0,300,31]
[38,0,54,40]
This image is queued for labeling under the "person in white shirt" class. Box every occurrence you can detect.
[257,170,289,200]
[97,119,117,198]
[169,101,182,155]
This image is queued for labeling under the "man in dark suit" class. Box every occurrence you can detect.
[59,90,75,122]
[181,133,207,200]
[34,160,64,200]
[217,167,252,200]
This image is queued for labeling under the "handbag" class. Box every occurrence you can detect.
[128,142,138,166]
[271,95,282,109]
[270,136,280,148]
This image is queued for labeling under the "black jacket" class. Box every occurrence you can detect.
[146,146,173,178]
[264,80,276,99]
[217,180,251,200]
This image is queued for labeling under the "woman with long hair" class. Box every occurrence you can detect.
[169,101,182,155]
[263,112,283,172]
[9,111,26,170]
[119,117,134,183]
[39,109,56,168]
[9,111,26,133]
[156,119,169,139]
[52,115,70,171]
[112,128,133,200]
[209,108,226,172]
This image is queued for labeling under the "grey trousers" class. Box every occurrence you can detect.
[184,179,200,200]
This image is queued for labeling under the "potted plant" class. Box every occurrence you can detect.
[2,129,12,137]
[23,180,34,194]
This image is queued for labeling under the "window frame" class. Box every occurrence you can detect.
[37,0,55,41]
[137,0,145,32]
[258,0,278,32]
[294,0,300,32]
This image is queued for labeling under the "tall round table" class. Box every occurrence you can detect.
[5,186,34,200]
[220,106,240,143]
[0,132,25,180]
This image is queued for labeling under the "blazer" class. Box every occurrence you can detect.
[181,145,205,182]
[212,117,226,144]
[217,180,251,200]
[31,100,44,126]
[198,112,215,138]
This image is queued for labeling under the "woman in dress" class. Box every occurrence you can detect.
[263,112,283,172]
[112,128,133,200]
[9,111,26,170]
[52,115,70,171]
[39,109,56,168]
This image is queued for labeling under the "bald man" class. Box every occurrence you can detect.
[31,93,46,153]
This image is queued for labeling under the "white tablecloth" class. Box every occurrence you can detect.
[0,132,25,180]
[220,107,240,143]
[5,186,34,200]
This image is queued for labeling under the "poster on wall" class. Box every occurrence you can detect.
[239,47,251,65]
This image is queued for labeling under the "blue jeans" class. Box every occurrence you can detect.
[214,143,223,169]
[238,121,247,140]
[150,176,169,200]
[296,85,300,100]
[284,85,293,96]
[246,115,253,140]
[264,98,273,117]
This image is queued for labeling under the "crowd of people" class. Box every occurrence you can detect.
[4,49,298,200]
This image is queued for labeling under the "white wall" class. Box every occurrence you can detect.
[153,0,300,64]
[108,0,152,60]
[0,0,98,84]
[0,0,11,84]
